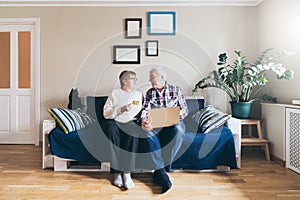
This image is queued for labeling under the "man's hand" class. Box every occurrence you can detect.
[142,120,153,131]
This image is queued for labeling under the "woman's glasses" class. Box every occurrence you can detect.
[127,77,138,81]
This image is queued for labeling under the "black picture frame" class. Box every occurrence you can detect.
[146,40,159,56]
[125,18,142,39]
[113,45,141,64]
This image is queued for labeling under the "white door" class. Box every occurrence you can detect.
[0,19,40,145]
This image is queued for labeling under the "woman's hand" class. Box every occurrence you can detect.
[121,104,132,113]
[142,120,153,131]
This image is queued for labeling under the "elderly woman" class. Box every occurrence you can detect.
[103,70,143,190]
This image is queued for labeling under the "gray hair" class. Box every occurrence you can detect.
[119,70,136,87]
[150,67,167,80]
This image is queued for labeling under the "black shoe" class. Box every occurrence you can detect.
[153,168,172,193]
[152,170,162,185]
[161,180,172,193]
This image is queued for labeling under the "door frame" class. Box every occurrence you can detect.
[0,18,40,145]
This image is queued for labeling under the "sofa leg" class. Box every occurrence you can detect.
[100,162,110,172]
[216,166,230,171]
[54,156,71,171]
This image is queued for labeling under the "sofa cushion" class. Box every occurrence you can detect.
[47,108,95,134]
[192,105,230,133]
[183,98,205,133]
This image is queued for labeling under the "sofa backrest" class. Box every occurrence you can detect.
[86,96,204,133]
[183,98,204,133]
[86,96,108,122]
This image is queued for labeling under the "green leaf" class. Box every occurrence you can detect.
[193,49,294,102]
[218,53,227,63]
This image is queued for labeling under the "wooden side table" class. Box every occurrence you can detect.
[240,119,271,161]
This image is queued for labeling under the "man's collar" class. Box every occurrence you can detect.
[154,81,167,92]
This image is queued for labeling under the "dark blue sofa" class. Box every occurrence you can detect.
[48,96,237,170]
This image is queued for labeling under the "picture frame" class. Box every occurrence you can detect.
[113,45,141,64]
[147,11,176,35]
[146,40,159,56]
[125,18,142,39]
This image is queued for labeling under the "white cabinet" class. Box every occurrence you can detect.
[286,108,300,174]
[262,103,300,173]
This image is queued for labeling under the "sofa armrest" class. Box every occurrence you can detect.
[227,117,241,168]
[42,119,56,169]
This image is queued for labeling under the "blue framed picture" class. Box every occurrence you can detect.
[148,11,176,35]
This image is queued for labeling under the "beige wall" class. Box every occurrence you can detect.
[258,0,300,103]
[0,6,257,124]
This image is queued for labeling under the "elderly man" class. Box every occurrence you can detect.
[141,67,188,193]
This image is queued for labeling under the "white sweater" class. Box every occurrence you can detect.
[103,88,143,123]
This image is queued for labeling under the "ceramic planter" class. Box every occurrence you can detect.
[230,101,252,119]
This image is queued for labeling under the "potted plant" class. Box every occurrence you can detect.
[193,49,294,118]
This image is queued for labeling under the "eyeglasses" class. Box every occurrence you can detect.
[127,77,138,81]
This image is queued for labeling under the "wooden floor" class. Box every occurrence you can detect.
[0,145,300,200]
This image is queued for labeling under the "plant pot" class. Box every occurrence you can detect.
[230,101,252,119]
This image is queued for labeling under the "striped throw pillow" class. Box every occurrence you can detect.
[47,108,95,134]
[192,105,230,133]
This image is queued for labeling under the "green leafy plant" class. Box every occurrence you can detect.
[193,49,294,102]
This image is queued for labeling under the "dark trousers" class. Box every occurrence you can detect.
[103,120,139,174]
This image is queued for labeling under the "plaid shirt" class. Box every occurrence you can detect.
[141,82,188,121]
